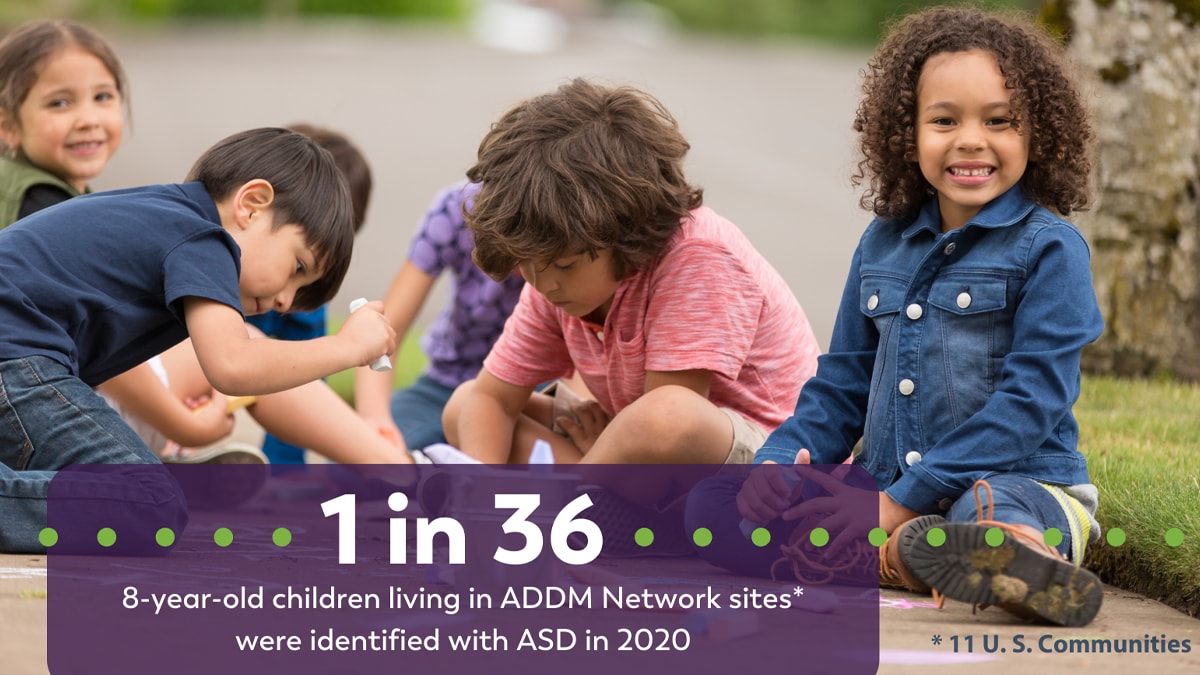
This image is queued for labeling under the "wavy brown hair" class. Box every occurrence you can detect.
[465,78,703,281]
[852,6,1093,220]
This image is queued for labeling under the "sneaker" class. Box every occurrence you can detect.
[574,486,694,557]
[420,443,482,465]
[162,441,270,510]
[160,441,268,465]
[879,514,946,592]
[903,482,1103,627]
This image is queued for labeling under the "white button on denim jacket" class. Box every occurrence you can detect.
[756,184,1103,515]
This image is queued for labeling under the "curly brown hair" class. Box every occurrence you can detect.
[465,78,703,281]
[852,6,1093,220]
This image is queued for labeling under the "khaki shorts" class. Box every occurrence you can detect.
[720,407,769,464]
[550,378,767,464]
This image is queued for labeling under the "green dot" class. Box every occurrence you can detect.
[38,528,58,548]
[272,528,292,547]
[1043,528,1063,548]
[97,528,116,548]
[1106,528,1126,547]
[155,528,176,547]
[984,527,1005,547]
[925,527,946,547]
[750,527,771,547]
[692,528,713,547]
[809,527,830,547]
[634,527,654,547]
[1165,528,1184,548]
[213,528,234,547]
[868,528,888,547]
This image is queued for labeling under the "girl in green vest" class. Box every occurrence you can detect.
[0,20,127,226]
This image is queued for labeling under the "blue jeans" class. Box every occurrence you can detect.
[262,434,306,466]
[0,356,187,553]
[389,374,455,450]
[684,470,1078,579]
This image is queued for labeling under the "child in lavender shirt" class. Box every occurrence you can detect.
[356,181,525,450]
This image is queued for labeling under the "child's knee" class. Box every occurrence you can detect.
[617,386,722,454]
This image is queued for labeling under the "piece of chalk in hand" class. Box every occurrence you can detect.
[349,297,392,372]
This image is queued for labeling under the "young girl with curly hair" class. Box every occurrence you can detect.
[687,6,1105,626]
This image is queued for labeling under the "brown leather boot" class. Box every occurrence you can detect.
[904,481,1103,627]
[880,514,946,592]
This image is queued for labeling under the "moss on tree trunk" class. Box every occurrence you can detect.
[1050,0,1200,379]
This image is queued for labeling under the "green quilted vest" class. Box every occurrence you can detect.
[0,155,81,228]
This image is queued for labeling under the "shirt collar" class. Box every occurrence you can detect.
[180,181,222,226]
[901,183,1037,240]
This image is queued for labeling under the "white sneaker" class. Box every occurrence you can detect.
[420,443,482,465]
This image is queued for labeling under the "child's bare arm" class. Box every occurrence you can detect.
[455,369,534,463]
[97,362,234,447]
[185,297,395,396]
[355,261,437,425]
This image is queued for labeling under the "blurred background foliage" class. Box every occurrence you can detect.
[14,0,1041,43]
[635,0,1038,42]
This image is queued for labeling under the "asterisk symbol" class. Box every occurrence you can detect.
[931,635,942,646]
[793,586,804,596]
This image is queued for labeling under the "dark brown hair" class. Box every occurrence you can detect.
[286,123,372,233]
[465,78,703,281]
[852,6,1093,220]
[186,127,354,312]
[0,20,130,152]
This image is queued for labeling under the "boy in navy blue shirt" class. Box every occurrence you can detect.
[0,127,396,553]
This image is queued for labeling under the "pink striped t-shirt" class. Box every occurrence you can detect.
[483,207,820,432]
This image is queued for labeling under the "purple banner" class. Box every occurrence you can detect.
[47,463,880,675]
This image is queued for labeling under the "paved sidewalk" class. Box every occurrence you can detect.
[4,551,1198,675]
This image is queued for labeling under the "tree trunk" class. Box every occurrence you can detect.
[1051,0,1200,379]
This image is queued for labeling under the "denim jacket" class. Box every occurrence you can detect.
[757,185,1103,514]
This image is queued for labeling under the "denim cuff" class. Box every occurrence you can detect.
[885,466,954,515]
[753,446,799,465]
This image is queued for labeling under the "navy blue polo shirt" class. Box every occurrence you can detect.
[0,182,242,386]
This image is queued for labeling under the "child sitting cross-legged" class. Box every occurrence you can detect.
[442,79,822,517]
[686,7,1106,627]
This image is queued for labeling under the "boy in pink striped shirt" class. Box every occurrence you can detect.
[443,79,820,504]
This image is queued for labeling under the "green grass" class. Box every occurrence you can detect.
[1076,375,1200,617]
[325,330,427,407]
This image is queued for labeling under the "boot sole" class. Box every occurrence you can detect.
[906,522,1103,627]
[880,514,946,591]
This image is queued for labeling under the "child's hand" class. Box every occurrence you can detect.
[735,449,810,523]
[180,393,236,446]
[555,399,610,454]
[336,300,396,369]
[778,464,878,554]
